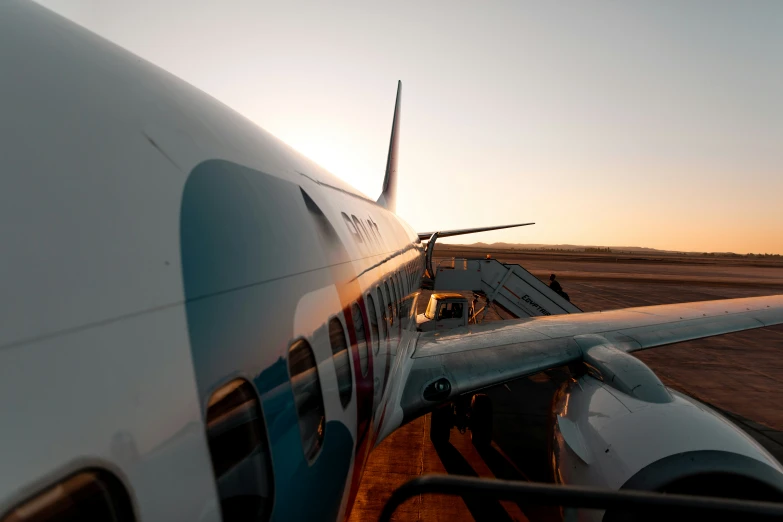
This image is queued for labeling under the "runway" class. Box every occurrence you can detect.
[348,249,783,522]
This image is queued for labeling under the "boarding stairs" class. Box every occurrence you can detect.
[433,258,582,318]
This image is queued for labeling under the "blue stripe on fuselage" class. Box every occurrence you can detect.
[180,159,353,522]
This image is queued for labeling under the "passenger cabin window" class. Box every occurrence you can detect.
[329,318,353,408]
[391,274,400,318]
[398,271,404,295]
[396,277,404,317]
[288,339,326,462]
[351,303,370,376]
[366,294,381,354]
[206,379,274,520]
[398,272,410,321]
[438,302,463,320]
[384,281,395,325]
[1,469,134,522]
[376,287,389,339]
[341,212,363,243]
[400,294,415,326]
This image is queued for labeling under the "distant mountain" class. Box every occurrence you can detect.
[444,242,719,255]
[436,242,782,258]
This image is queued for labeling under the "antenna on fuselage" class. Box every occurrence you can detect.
[377,80,401,213]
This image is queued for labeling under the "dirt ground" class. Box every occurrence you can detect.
[348,248,783,522]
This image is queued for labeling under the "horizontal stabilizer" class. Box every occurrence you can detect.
[417,222,534,241]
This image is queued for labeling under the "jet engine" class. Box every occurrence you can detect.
[549,343,783,521]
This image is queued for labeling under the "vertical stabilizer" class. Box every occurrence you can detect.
[377,81,401,213]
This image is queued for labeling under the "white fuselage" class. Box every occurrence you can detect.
[0,1,425,520]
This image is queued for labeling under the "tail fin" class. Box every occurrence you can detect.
[377,81,401,213]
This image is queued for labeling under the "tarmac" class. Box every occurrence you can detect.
[348,250,783,522]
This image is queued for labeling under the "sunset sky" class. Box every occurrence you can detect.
[35,0,783,254]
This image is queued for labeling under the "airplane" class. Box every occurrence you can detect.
[1,1,782,521]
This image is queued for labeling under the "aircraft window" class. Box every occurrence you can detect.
[397,271,406,299]
[365,294,381,355]
[288,339,326,462]
[393,273,403,317]
[400,295,415,327]
[205,379,274,520]
[437,302,464,320]
[384,280,395,325]
[396,273,403,305]
[352,215,373,247]
[399,272,405,308]
[350,303,370,376]
[1,469,134,522]
[376,287,389,339]
[329,318,353,409]
[341,212,363,244]
[397,273,409,319]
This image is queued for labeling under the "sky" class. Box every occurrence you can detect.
[34,0,783,254]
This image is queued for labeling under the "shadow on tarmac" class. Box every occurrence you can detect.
[433,441,514,522]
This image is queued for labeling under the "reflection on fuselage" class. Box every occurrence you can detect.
[288,339,326,463]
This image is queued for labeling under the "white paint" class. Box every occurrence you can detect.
[0,305,220,520]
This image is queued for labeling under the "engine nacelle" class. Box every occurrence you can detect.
[551,373,783,520]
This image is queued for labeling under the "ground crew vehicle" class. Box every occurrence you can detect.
[415,292,473,332]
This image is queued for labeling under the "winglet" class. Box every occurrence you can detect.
[377,81,401,213]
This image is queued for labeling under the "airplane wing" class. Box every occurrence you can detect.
[398,294,783,422]
[417,222,535,241]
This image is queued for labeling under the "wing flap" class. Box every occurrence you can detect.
[614,314,767,352]
[400,336,582,421]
